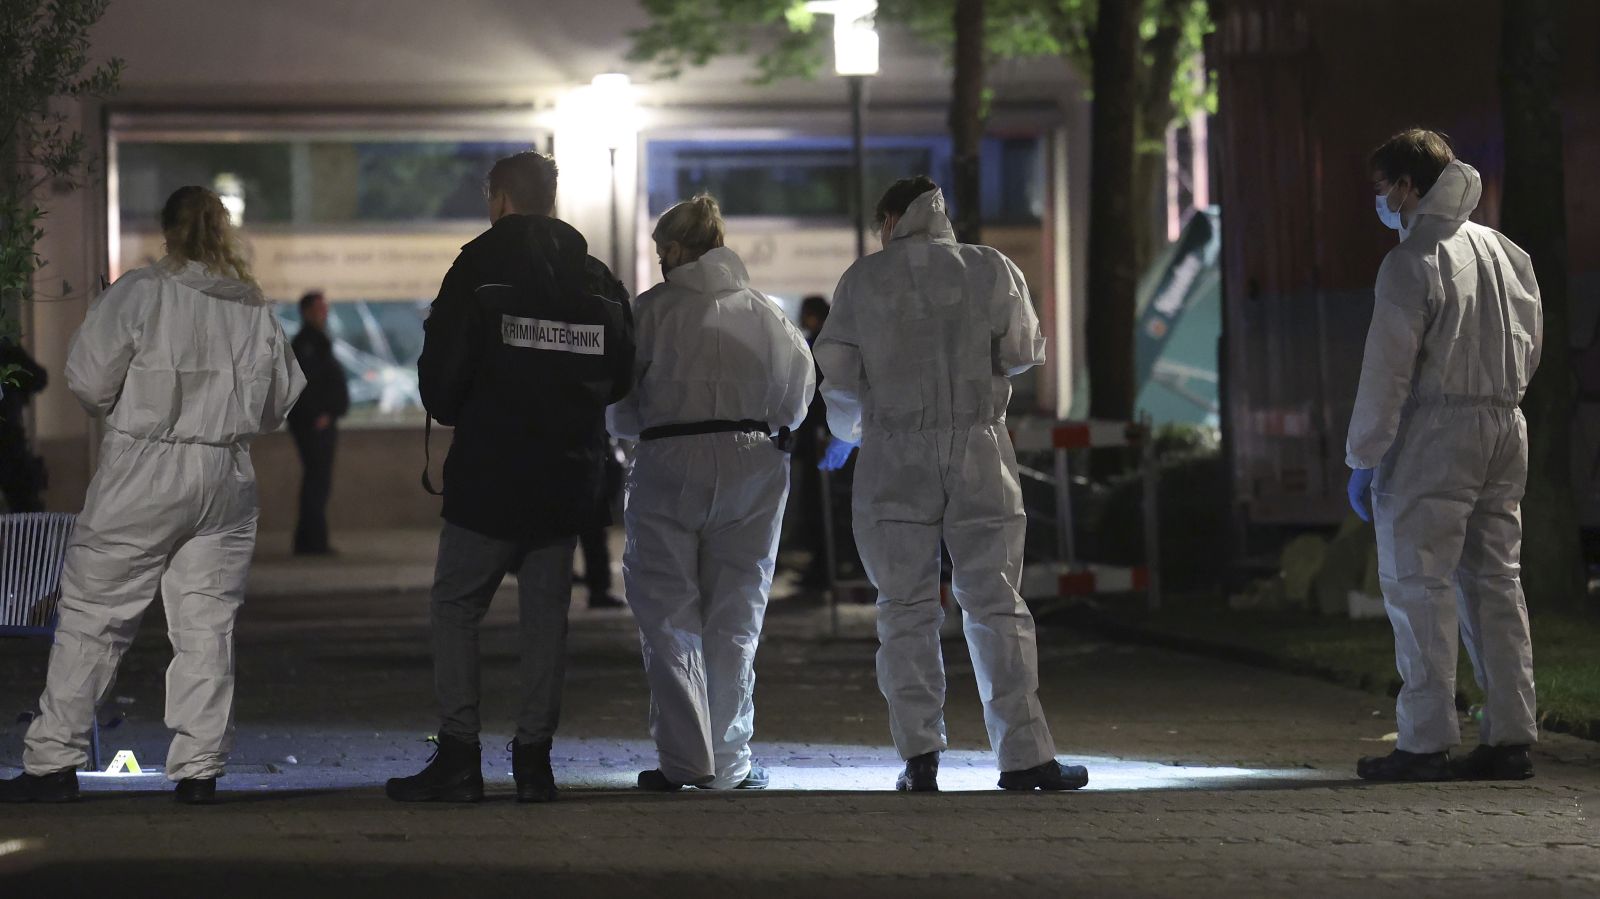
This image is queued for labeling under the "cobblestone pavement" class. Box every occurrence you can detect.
[2,550,1598,898]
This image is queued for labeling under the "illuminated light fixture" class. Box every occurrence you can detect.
[804,0,880,76]
[586,73,641,152]
[213,172,246,227]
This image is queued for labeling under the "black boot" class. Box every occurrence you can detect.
[386,734,484,803]
[0,769,79,804]
[895,751,940,792]
[999,759,1089,792]
[174,778,218,805]
[637,769,685,792]
[511,739,557,803]
[1356,748,1452,782]
[1452,744,1534,781]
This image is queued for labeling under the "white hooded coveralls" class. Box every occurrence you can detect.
[1347,161,1542,754]
[24,260,305,780]
[608,247,815,788]
[813,189,1056,772]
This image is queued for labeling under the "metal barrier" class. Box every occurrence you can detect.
[0,512,103,769]
[1010,417,1162,610]
[1,512,76,636]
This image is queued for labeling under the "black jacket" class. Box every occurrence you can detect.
[418,214,635,544]
[287,325,350,429]
[0,340,47,424]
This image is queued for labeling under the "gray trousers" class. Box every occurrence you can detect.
[431,521,576,745]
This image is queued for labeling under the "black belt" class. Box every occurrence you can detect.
[640,419,793,453]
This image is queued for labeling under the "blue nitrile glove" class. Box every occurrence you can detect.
[1347,468,1375,523]
[819,437,859,472]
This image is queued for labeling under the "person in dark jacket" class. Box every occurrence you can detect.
[794,295,831,589]
[0,338,49,512]
[287,291,350,555]
[387,151,635,805]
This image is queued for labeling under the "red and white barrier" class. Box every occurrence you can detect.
[1022,563,1151,599]
[1010,417,1162,608]
[1010,419,1144,453]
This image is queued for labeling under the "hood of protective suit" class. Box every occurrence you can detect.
[162,258,266,305]
[1413,160,1482,223]
[889,189,958,244]
[665,246,749,294]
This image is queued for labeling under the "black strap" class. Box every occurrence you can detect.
[638,419,794,454]
[421,417,443,496]
[639,420,772,442]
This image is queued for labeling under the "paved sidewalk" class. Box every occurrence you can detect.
[3,575,1598,897]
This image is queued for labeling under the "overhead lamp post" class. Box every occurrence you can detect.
[588,73,638,272]
[806,0,879,258]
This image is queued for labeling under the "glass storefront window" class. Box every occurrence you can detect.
[113,130,547,427]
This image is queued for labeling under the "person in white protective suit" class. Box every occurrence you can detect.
[609,195,815,791]
[814,176,1088,793]
[0,187,305,806]
[1347,130,1542,782]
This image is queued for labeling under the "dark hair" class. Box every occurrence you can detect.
[800,295,830,322]
[875,175,940,226]
[298,290,325,315]
[487,151,560,215]
[1369,129,1455,196]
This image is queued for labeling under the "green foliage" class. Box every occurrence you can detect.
[629,0,1211,134]
[1,0,123,381]
[629,0,829,83]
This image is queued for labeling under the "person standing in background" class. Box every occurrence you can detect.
[576,441,627,609]
[0,337,49,512]
[288,290,349,556]
[794,295,831,590]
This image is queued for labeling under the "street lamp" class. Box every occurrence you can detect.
[587,73,638,272]
[805,0,879,258]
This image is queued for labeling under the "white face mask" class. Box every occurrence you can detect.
[1375,186,1404,231]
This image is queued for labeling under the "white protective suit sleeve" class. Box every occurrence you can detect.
[1498,234,1544,378]
[813,270,866,443]
[260,316,308,433]
[1345,252,1434,470]
[65,275,151,417]
[994,256,1046,376]
[769,312,817,433]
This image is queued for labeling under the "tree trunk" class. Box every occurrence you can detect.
[950,0,986,245]
[1086,0,1142,424]
[1132,0,1188,280]
[1500,0,1584,611]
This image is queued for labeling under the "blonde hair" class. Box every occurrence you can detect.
[160,186,255,284]
[652,194,726,261]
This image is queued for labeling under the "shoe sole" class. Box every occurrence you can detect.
[1357,769,1453,783]
[999,772,1090,791]
[1454,768,1534,782]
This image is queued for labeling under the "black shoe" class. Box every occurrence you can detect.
[0,769,79,803]
[175,777,218,805]
[895,751,940,792]
[999,759,1089,792]
[1356,748,1452,782]
[588,594,626,609]
[386,734,484,803]
[1452,744,1534,781]
[511,739,558,803]
[637,769,685,792]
